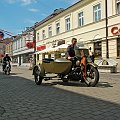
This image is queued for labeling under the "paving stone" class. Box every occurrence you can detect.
[0,67,120,120]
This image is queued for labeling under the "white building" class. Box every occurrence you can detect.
[35,0,120,67]
[12,27,34,66]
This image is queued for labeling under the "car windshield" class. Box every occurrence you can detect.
[75,49,89,57]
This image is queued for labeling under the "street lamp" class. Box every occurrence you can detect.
[105,0,109,58]
[33,26,36,65]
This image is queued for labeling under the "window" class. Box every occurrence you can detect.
[117,0,120,14]
[56,23,60,34]
[42,30,46,39]
[117,38,120,56]
[37,32,39,41]
[24,37,26,47]
[18,40,20,49]
[65,17,70,31]
[21,38,23,48]
[28,34,30,40]
[23,54,30,63]
[94,41,102,57]
[12,56,18,63]
[93,4,101,22]
[16,41,17,49]
[78,12,84,26]
[48,26,52,37]
[37,54,39,61]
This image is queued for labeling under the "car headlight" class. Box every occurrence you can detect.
[76,60,80,66]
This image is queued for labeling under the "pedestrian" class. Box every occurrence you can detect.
[89,47,94,63]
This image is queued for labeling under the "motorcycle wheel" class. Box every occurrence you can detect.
[59,74,68,83]
[34,68,43,85]
[5,70,7,74]
[7,68,10,75]
[62,79,68,83]
[85,66,99,87]
[34,75,43,85]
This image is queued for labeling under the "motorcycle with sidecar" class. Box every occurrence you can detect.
[33,47,99,87]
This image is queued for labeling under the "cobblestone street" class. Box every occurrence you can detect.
[0,66,120,120]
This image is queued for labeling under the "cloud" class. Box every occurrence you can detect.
[24,19,36,24]
[41,13,48,17]
[6,0,38,5]
[7,0,17,4]
[28,8,39,12]
[21,0,37,5]
[70,0,80,4]
[60,0,80,5]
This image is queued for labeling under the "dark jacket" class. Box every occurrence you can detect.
[66,44,75,58]
[3,56,11,62]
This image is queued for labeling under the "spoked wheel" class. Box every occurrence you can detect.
[85,66,99,87]
[34,67,43,85]
[7,68,10,75]
[5,70,7,75]
[59,74,69,83]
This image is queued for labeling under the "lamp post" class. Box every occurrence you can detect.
[105,0,109,58]
[33,26,36,65]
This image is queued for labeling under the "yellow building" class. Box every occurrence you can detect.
[5,40,13,57]
[35,0,120,66]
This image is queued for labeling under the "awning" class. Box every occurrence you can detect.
[35,47,53,54]
[35,44,69,54]
[52,44,69,52]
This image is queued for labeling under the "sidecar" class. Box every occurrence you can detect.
[33,57,72,85]
[42,58,72,74]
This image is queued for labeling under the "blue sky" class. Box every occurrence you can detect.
[0,0,79,36]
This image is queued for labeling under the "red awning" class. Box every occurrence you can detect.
[37,45,46,51]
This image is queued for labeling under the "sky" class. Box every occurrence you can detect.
[0,0,80,37]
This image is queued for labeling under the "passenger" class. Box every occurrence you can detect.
[80,50,87,80]
[89,47,94,63]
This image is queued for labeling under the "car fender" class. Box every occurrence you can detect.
[87,62,98,68]
[33,64,45,77]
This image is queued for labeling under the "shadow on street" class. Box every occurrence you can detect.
[0,70,120,120]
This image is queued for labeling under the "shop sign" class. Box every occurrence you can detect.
[111,26,120,35]
[1,54,4,57]
[26,40,34,49]
[37,45,46,51]
[0,31,4,40]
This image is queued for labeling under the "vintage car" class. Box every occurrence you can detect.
[33,47,99,87]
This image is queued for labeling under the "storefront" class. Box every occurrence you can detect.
[94,41,102,58]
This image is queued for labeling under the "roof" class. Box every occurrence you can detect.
[35,1,82,28]
[35,8,64,28]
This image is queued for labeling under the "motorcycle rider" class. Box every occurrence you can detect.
[66,38,89,84]
[2,53,11,71]
[66,38,77,60]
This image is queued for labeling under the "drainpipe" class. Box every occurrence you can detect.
[33,27,36,65]
[105,0,109,58]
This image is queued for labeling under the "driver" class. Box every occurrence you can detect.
[66,38,77,60]
[66,38,77,68]
[2,53,11,71]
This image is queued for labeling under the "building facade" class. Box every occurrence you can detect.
[12,27,34,66]
[0,38,12,62]
[35,0,120,66]
[5,39,13,57]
